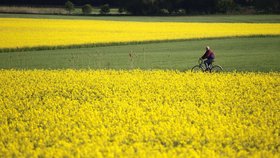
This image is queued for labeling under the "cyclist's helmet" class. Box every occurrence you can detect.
[206,46,210,50]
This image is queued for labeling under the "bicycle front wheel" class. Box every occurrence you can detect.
[191,65,204,72]
[211,65,223,72]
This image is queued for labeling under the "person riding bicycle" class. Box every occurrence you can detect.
[200,46,215,71]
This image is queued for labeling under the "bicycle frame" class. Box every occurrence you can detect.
[191,58,223,72]
[198,59,211,71]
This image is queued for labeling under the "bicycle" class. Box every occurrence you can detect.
[191,58,223,72]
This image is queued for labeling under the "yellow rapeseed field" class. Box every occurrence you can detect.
[0,18,280,49]
[0,70,279,157]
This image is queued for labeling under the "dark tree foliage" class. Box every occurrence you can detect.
[100,4,110,14]
[216,0,236,13]
[159,0,183,14]
[0,0,279,14]
[234,0,254,6]
[82,4,93,14]
[65,1,74,14]
[254,0,280,12]
[181,0,217,14]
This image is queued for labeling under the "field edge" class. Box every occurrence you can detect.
[1,35,279,53]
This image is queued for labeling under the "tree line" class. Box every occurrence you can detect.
[1,0,279,15]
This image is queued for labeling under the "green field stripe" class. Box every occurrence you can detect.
[1,13,280,23]
[1,35,279,53]
[0,36,279,72]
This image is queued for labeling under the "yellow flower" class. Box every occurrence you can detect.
[1,18,280,48]
[0,70,279,157]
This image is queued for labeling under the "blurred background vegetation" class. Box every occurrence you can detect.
[0,0,279,15]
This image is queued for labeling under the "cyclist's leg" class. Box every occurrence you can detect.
[204,59,211,70]
[208,59,214,69]
[204,60,209,69]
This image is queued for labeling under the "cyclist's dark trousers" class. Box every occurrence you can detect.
[204,59,214,69]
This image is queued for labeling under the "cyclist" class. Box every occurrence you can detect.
[200,46,215,71]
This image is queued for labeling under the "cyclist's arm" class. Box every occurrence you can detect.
[200,51,207,59]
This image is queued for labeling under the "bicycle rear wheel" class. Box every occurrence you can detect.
[191,65,204,72]
[211,65,223,72]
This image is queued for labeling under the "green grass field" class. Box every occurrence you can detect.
[1,13,280,23]
[0,36,279,72]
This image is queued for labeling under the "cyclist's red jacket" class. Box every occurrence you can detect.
[201,50,215,59]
